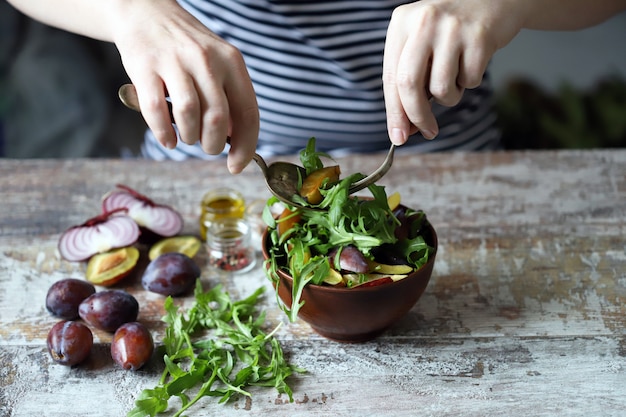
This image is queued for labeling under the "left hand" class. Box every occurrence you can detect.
[383,0,523,144]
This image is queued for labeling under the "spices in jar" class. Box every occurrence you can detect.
[206,218,256,273]
[199,188,246,241]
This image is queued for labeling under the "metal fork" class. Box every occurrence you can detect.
[347,144,396,194]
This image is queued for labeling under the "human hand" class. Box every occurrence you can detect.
[383,0,523,145]
[112,0,259,173]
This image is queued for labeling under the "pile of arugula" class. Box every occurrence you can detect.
[263,138,433,322]
[128,281,303,417]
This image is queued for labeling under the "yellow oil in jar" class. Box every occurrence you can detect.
[199,188,246,241]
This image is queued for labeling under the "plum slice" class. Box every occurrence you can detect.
[328,245,369,273]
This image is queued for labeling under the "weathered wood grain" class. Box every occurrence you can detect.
[1,150,625,416]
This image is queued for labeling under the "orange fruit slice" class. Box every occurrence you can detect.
[299,165,341,204]
[277,207,302,238]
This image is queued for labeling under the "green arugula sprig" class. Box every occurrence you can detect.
[128,281,303,417]
[299,137,332,176]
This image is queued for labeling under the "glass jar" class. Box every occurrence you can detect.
[206,218,256,273]
[199,188,246,241]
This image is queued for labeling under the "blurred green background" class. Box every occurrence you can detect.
[495,74,626,150]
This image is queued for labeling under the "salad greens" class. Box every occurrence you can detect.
[263,138,434,322]
[128,280,303,417]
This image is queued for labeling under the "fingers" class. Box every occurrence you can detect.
[130,50,258,173]
[166,77,201,146]
[194,78,230,155]
[190,46,259,174]
[457,42,491,89]
[134,77,178,149]
[384,7,439,143]
[396,34,439,140]
[382,22,411,146]
[223,68,259,174]
[115,5,258,170]
[384,2,499,144]
[428,22,464,107]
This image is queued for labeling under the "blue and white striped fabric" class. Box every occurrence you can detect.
[141,0,500,160]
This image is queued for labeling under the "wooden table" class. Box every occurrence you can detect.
[1,150,625,417]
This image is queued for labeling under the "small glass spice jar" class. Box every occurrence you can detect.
[206,217,256,273]
[199,187,246,241]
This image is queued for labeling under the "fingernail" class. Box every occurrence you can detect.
[228,161,245,175]
[421,129,438,140]
[391,128,406,145]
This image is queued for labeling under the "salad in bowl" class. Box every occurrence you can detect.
[262,138,437,341]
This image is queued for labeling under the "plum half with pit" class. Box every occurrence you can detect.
[142,252,200,296]
[85,247,140,287]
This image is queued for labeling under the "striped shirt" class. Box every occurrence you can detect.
[141,0,501,160]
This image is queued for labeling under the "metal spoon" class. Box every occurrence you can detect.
[118,83,394,208]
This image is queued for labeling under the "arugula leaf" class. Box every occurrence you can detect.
[128,280,303,417]
[299,137,334,175]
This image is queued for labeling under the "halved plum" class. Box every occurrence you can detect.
[148,235,201,261]
[85,247,140,286]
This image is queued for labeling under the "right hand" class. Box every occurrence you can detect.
[383,0,523,145]
[112,0,259,173]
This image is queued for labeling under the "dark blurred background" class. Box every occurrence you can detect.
[0,2,144,158]
[1,3,625,158]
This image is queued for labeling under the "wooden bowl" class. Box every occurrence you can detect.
[261,217,437,343]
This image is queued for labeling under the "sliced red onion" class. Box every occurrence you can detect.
[102,184,184,237]
[58,211,140,262]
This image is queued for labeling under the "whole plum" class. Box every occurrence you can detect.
[47,320,93,366]
[46,278,96,320]
[78,290,139,332]
[111,321,154,371]
[142,252,200,296]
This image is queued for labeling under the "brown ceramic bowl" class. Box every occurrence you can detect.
[261,213,437,343]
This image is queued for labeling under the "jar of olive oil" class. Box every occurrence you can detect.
[206,218,256,273]
[199,188,246,241]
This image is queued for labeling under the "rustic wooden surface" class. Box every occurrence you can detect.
[1,150,625,417]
